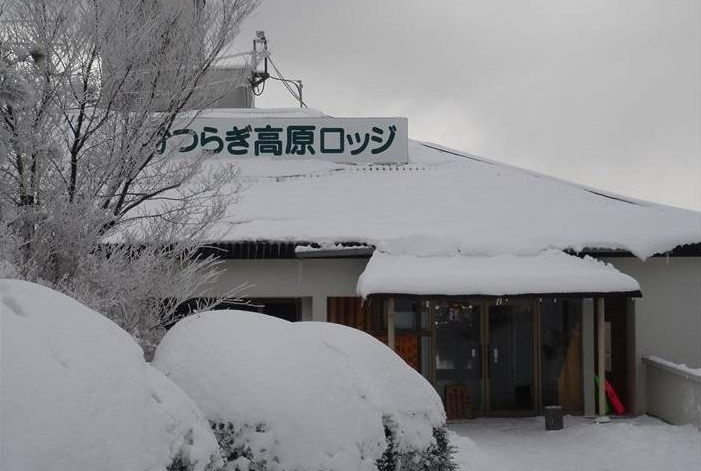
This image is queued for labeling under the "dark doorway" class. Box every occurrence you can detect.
[596,297,629,411]
[170,297,301,326]
[231,298,301,322]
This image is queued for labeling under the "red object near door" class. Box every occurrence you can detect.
[604,379,625,415]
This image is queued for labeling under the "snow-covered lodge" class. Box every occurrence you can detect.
[168,74,701,422]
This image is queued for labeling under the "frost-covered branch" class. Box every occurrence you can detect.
[0,0,259,356]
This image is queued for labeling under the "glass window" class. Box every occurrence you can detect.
[394,298,416,330]
[541,299,583,412]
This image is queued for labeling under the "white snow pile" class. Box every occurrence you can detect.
[357,249,641,297]
[152,310,449,471]
[0,279,222,471]
[299,321,446,452]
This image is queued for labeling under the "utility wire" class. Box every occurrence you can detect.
[266,54,307,108]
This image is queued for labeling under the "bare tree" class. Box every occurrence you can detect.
[0,0,258,356]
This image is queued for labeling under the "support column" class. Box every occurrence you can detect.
[625,298,637,415]
[300,297,313,321]
[311,295,327,322]
[387,297,395,351]
[597,297,606,416]
[582,298,595,417]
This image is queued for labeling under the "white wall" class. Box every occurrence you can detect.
[643,357,701,429]
[605,256,701,414]
[206,258,369,321]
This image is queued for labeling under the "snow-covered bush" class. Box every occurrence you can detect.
[376,425,457,471]
[153,310,456,471]
[300,322,456,471]
[153,310,386,471]
[0,279,223,471]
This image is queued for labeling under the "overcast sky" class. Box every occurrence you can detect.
[233,0,700,211]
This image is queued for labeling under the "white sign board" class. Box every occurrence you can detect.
[159,117,409,163]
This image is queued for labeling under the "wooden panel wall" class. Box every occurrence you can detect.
[327,297,367,331]
[327,297,421,371]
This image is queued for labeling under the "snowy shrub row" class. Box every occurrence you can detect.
[1,280,456,470]
[153,310,457,471]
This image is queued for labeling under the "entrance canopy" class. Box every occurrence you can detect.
[357,249,641,298]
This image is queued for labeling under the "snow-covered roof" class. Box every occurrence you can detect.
[134,108,701,260]
[356,250,642,298]
[206,109,700,260]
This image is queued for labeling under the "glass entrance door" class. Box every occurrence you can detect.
[486,301,536,415]
[434,301,483,418]
[431,299,538,418]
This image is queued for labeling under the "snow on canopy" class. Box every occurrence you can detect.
[357,249,642,298]
[0,279,222,471]
[123,108,701,260]
[152,310,446,471]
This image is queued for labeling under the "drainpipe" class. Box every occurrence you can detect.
[387,297,396,351]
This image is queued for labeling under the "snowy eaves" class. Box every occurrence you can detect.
[123,108,701,260]
[356,249,642,298]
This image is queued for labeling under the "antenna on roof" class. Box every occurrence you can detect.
[250,31,269,89]
[248,31,307,108]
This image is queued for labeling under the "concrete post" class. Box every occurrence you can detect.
[582,298,595,416]
[597,298,606,416]
[311,295,327,322]
[300,297,313,321]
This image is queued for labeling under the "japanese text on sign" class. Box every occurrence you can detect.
[158,117,408,164]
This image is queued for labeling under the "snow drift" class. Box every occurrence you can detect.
[152,310,450,471]
[0,279,222,471]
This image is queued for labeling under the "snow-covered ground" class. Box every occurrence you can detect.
[450,416,701,471]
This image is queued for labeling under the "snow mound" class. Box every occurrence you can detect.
[153,310,446,471]
[146,366,224,470]
[298,321,445,452]
[0,279,222,471]
[153,310,386,471]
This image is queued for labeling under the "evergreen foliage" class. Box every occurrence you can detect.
[376,418,458,471]
[210,418,457,471]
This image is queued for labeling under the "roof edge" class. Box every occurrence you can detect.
[364,291,642,300]
[573,242,701,258]
[199,241,701,260]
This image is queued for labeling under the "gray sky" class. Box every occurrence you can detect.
[233,0,700,211]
